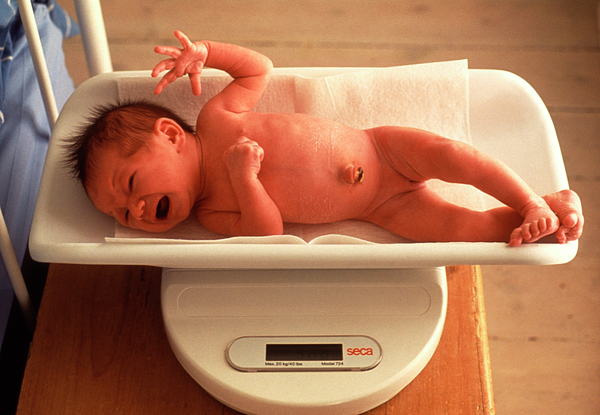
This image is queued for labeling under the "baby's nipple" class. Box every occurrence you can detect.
[341,165,365,185]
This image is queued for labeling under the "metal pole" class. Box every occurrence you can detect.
[0,207,36,334]
[74,0,113,76]
[17,0,59,128]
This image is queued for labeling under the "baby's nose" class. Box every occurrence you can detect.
[128,199,146,220]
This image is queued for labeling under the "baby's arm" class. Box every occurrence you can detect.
[198,138,283,237]
[152,31,273,114]
[388,128,559,245]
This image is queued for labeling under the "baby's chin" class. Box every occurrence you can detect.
[111,213,182,233]
[131,217,184,233]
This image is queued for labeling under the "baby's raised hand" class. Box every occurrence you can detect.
[222,138,265,180]
[152,30,208,95]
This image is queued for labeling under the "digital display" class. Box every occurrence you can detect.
[266,344,344,361]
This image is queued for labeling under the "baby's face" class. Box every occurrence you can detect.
[85,133,200,232]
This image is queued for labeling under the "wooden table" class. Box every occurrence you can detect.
[17,264,494,414]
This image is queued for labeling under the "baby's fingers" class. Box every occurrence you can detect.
[154,44,183,59]
[189,73,202,96]
[154,71,177,95]
[151,58,176,78]
[174,30,194,49]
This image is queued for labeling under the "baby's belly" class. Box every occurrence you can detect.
[259,146,383,223]
[246,112,396,223]
[265,174,380,223]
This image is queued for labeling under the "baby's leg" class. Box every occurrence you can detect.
[365,186,524,243]
[365,127,584,244]
[366,187,583,245]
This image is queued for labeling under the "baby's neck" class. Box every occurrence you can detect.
[193,132,206,201]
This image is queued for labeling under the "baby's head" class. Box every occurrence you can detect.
[67,101,195,186]
[67,101,201,232]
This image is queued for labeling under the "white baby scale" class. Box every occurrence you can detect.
[17,0,576,413]
[28,65,577,415]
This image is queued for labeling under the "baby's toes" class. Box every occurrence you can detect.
[535,216,559,240]
[521,218,556,244]
[532,220,544,237]
[549,214,561,233]
[520,223,534,240]
[559,213,583,243]
[556,226,569,244]
[563,212,578,228]
[564,212,584,236]
[509,228,524,247]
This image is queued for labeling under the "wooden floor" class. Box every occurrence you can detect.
[56,1,600,414]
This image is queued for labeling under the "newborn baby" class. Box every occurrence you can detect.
[68,30,583,247]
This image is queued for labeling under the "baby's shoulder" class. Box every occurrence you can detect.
[197,105,244,131]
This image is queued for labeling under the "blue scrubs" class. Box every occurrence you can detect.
[0,0,78,343]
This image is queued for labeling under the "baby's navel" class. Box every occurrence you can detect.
[341,165,365,185]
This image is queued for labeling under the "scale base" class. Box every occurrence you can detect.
[161,267,448,415]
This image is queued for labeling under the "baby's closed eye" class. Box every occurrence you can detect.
[129,173,135,191]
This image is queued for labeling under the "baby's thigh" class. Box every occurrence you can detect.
[368,126,419,176]
[365,187,495,242]
[369,125,452,180]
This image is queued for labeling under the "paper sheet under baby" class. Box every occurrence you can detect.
[112,60,490,245]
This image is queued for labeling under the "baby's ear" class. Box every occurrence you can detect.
[155,118,186,149]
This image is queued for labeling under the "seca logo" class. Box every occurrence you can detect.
[347,347,373,356]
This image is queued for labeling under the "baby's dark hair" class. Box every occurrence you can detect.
[65,100,195,186]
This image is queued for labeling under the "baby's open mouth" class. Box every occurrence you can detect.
[156,196,170,219]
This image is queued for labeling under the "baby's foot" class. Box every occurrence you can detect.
[509,203,559,247]
[543,189,584,244]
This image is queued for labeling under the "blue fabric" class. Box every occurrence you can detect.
[0,1,77,343]
[1,0,78,120]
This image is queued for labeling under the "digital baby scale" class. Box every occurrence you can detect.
[161,267,445,414]
[29,65,577,415]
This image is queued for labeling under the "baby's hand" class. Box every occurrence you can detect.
[222,138,264,180]
[152,30,208,95]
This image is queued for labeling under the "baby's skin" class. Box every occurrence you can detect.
[86,31,584,246]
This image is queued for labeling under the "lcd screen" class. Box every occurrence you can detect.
[266,344,343,361]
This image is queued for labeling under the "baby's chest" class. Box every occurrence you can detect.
[199,169,240,210]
